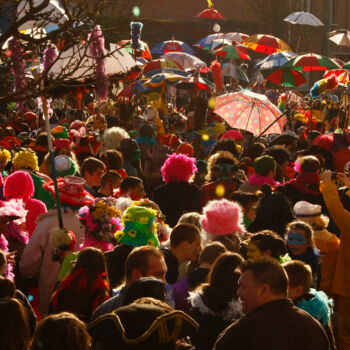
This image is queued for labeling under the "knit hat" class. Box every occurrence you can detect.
[176,142,194,157]
[294,201,322,218]
[253,155,276,175]
[51,126,69,140]
[23,112,37,122]
[201,199,244,235]
[115,205,160,247]
[53,138,71,151]
[163,134,180,148]
[220,130,243,141]
[54,156,77,177]
[161,153,197,183]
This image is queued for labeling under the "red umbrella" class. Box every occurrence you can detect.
[242,34,292,54]
[262,68,306,87]
[196,8,225,19]
[283,53,341,71]
[212,43,251,60]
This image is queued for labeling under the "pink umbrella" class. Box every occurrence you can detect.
[214,90,286,135]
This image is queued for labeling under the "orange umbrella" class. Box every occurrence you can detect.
[242,34,292,54]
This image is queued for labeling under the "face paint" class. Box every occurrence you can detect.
[247,242,262,260]
[287,232,306,246]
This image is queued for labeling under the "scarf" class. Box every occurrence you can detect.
[247,173,280,189]
[285,171,321,196]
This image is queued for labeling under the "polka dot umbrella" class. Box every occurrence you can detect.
[214,89,286,135]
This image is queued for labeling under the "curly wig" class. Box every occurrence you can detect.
[161,153,197,184]
[103,127,130,150]
[13,150,39,171]
[0,149,11,163]
[206,151,238,182]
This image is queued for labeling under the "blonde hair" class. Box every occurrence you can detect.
[0,149,11,163]
[13,150,39,171]
[298,215,329,231]
[206,151,238,182]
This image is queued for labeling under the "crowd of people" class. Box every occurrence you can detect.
[0,75,350,350]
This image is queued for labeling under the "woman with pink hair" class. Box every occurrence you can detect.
[153,153,200,227]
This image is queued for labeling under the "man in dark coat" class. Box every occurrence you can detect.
[214,257,329,350]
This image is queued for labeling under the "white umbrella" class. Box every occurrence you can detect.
[194,32,249,49]
[160,52,206,71]
[328,29,350,47]
[48,43,137,81]
[284,11,324,52]
[17,0,68,30]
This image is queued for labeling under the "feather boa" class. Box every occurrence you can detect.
[247,173,280,189]
[43,42,58,77]
[88,25,109,101]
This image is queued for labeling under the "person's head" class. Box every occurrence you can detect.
[283,260,312,301]
[170,223,202,263]
[122,277,166,306]
[178,212,202,231]
[120,176,145,200]
[243,142,265,160]
[0,297,30,350]
[253,155,276,178]
[206,151,238,182]
[99,171,122,195]
[125,246,167,285]
[0,249,6,276]
[0,149,11,171]
[161,153,197,184]
[299,155,320,174]
[209,138,239,159]
[264,146,290,173]
[80,157,106,187]
[206,252,243,299]
[0,276,15,297]
[100,149,123,170]
[12,149,39,171]
[293,201,329,231]
[231,191,260,222]
[247,231,287,260]
[285,220,314,256]
[30,312,91,350]
[198,241,227,266]
[238,257,288,315]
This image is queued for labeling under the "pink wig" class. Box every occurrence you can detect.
[161,153,197,184]
[0,199,28,225]
[4,171,34,200]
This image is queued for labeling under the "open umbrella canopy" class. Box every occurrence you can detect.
[142,58,185,77]
[284,11,324,26]
[118,80,149,98]
[256,51,297,70]
[151,39,195,55]
[328,29,350,47]
[222,63,249,83]
[214,89,285,135]
[48,43,137,81]
[161,52,206,71]
[283,53,341,71]
[241,34,292,54]
[212,43,251,60]
[262,68,306,87]
[144,72,187,88]
[194,32,249,50]
[176,75,215,90]
[196,8,224,19]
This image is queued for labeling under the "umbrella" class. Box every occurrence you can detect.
[283,53,341,71]
[241,34,292,54]
[262,68,306,87]
[255,51,297,70]
[144,72,187,88]
[176,75,215,90]
[17,0,68,30]
[212,44,251,60]
[118,80,148,98]
[48,43,137,81]
[214,89,285,135]
[118,39,152,59]
[337,71,350,86]
[222,63,249,83]
[161,52,206,71]
[142,58,185,77]
[194,32,249,50]
[196,8,224,19]
[284,11,324,52]
[151,39,195,55]
[328,29,350,47]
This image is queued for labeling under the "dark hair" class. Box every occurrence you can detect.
[80,157,105,177]
[30,312,91,350]
[120,139,139,160]
[300,155,320,173]
[0,297,30,350]
[264,146,290,166]
[139,123,154,138]
[122,277,166,306]
[243,142,265,160]
[101,150,123,170]
[285,220,313,243]
[0,276,15,298]
[241,257,288,296]
[249,185,294,238]
[209,138,238,158]
[283,260,312,296]
[125,246,164,281]
[170,223,200,248]
[231,191,260,209]
[100,170,122,188]
[200,253,243,310]
[199,242,226,265]
[249,231,287,260]
[120,176,142,192]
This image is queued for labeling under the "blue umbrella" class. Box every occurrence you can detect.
[255,51,297,70]
[151,39,195,55]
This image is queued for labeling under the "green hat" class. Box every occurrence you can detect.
[254,155,276,176]
[51,126,69,140]
[115,205,160,247]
